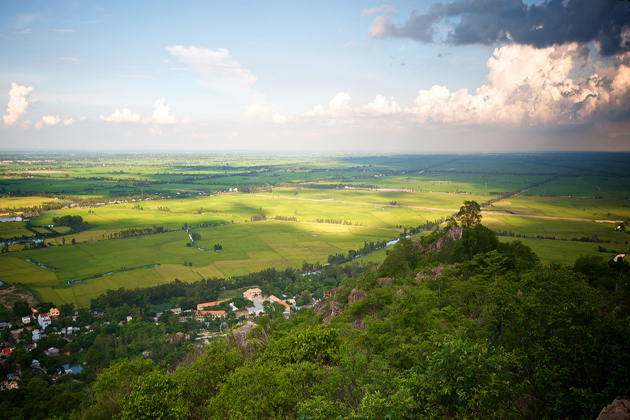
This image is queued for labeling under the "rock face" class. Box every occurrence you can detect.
[315,300,344,325]
[167,332,184,343]
[597,397,630,420]
[416,226,463,254]
[348,288,366,304]
[415,264,457,283]
[228,321,268,356]
[377,278,393,287]
[323,287,340,299]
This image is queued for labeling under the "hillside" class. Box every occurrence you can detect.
[68,222,630,419]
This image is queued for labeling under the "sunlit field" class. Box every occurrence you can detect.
[2,152,629,307]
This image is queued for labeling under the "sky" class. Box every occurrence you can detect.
[1,0,629,151]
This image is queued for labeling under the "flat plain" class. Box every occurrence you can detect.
[1,152,629,306]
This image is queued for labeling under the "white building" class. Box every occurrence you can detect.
[21,316,30,324]
[38,313,51,330]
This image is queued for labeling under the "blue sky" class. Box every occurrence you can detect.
[1,0,629,151]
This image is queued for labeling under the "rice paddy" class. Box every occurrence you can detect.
[2,151,629,307]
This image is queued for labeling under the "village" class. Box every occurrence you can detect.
[0,287,301,391]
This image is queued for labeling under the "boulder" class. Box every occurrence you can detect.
[377,278,393,287]
[316,301,344,325]
[323,287,340,299]
[228,321,268,356]
[166,331,184,343]
[415,264,457,283]
[416,226,463,254]
[597,397,630,420]
[348,288,366,303]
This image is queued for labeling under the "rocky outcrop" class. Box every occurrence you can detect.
[377,278,393,287]
[167,332,184,343]
[597,397,630,420]
[415,264,457,283]
[316,300,344,325]
[228,321,268,356]
[416,227,463,254]
[348,288,366,303]
[323,287,340,299]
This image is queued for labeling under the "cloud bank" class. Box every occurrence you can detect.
[369,0,630,56]
[273,43,630,126]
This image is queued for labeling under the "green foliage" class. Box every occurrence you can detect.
[12,300,30,317]
[377,237,419,278]
[82,359,154,420]
[263,325,341,365]
[118,370,188,420]
[410,334,516,419]
[52,215,84,226]
[449,224,499,263]
[486,264,630,418]
[209,359,327,420]
[456,200,482,228]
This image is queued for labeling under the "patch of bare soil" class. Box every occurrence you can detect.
[0,285,39,309]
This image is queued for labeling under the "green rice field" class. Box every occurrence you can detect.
[2,151,630,307]
[0,221,399,307]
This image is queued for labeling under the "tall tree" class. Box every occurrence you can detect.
[457,200,482,228]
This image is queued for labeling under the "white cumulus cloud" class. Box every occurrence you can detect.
[368,15,396,38]
[166,45,257,95]
[267,44,630,130]
[63,118,75,126]
[271,112,291,124]
[360,95,401,116]
[100,108,141,123]
[303,92,352,118]
[3,83,34,126]
[42,115,60,125]
[406,44,630,125]
[143,98,177,124]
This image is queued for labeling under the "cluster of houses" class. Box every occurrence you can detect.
[1,306,95,391]
[156,288,295,323]
[193,288,293,321]
[0,288,296,390]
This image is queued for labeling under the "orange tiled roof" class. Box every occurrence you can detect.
[196,300,228,310]
[196,310,226,315]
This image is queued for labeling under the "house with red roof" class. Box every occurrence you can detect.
[269,295,291,311]
[196,300,228,311]
[243,288,262,301]
[38,313,51,329]
[195,310,226,321]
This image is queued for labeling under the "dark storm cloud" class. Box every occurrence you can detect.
[374,0,630,56]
